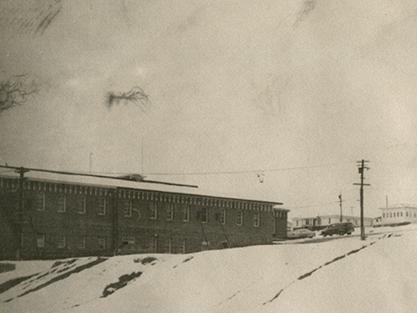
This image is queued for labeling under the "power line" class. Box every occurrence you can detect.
[140,161,355,177]
[286,197,358,209]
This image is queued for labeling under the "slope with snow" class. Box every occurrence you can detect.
[1,225,417,313]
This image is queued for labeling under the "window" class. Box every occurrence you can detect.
[124,200,132,217]
[236,210,243,226]
[406,211,409,217]
[182,205,190,222]
[78,237,86,249]
[36,233,45,248]
[149,203,158,220]
[328,218,331,224]
[98,237,106,250]
[181,239,187,254]
[200,207,208,223]
[201,240,209,251]
[219,209,226,225]
[77,196,87,214]
[57,234,66,248]
[151,236,158,253]
[132,201,140,219]
[57,194,66,213]
[166,204,174,221]
[98,198,106,216]
[306,219,310,225]
[122,236,135,249]
[36,193,46,211]
[296,220,299,226]
[167,238,173,253]
[253,212,260,227]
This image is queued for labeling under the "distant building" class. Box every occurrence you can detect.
[379,205,417,225]
[287,220,294,231]
[292,214,373,230]
[0,171,288,260]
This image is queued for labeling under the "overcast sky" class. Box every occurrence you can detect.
[1,0,417,218]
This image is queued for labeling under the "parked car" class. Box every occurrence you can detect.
[320,222,355,237]
[287,228,316,239]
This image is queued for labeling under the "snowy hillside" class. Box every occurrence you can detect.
[1,225,417,313]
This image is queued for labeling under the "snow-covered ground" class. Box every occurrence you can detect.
[1,225,417,313]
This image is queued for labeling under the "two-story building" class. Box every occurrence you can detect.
[0,170,288,260]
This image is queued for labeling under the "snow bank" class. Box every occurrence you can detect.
[1,225,416,313]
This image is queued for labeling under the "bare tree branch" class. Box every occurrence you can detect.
[0,75,39,113]
[106,86,150,112]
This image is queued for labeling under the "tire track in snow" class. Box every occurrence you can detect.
[263,233,391,305]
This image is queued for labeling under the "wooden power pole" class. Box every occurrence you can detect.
[338,193,343,222]
[354,160,370,240]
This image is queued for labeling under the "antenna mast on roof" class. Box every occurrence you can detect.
[141,136,144,175]
[89,152,93,174]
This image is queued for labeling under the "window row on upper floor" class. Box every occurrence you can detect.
[383,211,417,219]
[24,193,270,227]
[0,178,275,212]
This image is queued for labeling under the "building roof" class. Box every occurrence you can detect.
[0,171,285,206]
[292,214,373,220]
[379,205,417,210]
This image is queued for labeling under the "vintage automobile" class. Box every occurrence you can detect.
[287,228,316,239]
[320,222,355,237]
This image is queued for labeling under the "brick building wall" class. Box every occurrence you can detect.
[0,176,287,260]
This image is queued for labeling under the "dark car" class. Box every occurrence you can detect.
[320,222,355,237]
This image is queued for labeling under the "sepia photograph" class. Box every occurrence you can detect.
[1,1,417,312]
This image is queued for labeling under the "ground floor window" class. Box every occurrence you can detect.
[57,234,66,248]
[36,233,45,248]
[181,239,187,253]
[78,237,86,249]
[98,237,106,250]
[167,238,173,253]
[201,240,209,251]
[122,236,135,249]
[151,236,158,253]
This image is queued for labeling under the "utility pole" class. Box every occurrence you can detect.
[16,167,29,260]
[354,160,370,240]
[338,193,343,222]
